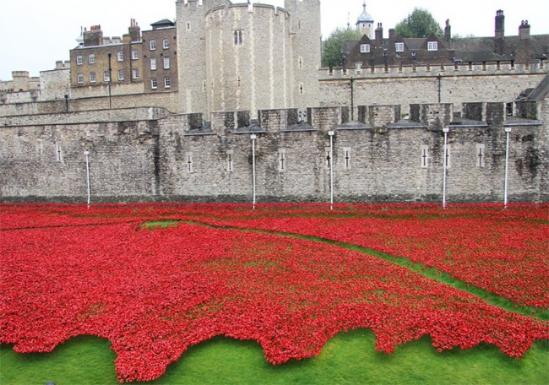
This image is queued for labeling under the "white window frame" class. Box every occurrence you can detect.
[55,144,63,162]
[476,144,486,168]
[151,79,158,90]
[89,72,96,83]
[77,73,84,84]
[117,51,124,62]
[186,152,194,173]
[132,69,140,79]
[118,70,125,81]
[76,55,83,65]
[186,22,191,32]
[164,77,171,89]
[278,149,287,172]
[420,145,429,168]
[150,58,157,71]
[427,41,439,51]
[395,42,405,52]
[103,71,111,82]
[163,38,170,49]
[360,44,370,53]
[343,148,352,170]
[131,49,139,60]
[150,40,157,51]
[88,54,96,64]
[163,57,170,70]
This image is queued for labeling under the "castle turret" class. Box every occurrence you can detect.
[356,1,374,39]
[285,0,321,109]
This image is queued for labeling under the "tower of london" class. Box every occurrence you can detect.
[176,0,321,116]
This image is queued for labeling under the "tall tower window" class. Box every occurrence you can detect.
[234,30,243,45]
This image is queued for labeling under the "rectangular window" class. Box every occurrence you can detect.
[88,54,96,64]
[360,44,370,53]
[186,22,191,32]
[186,153,193,173]
[132,69,140,79]
[117,51,124,62]
[427,41,438,51]
[55,144,63,162]
[104,71,111,82]
[343,148,351,170]
[77,73,84,84]
[150,58,157,70]
[118,70,125,81]
[76,55,83,65]
[325,149,331,169]
[395,42,405,52]
[476,144,486,168]
[164,78,171,88]
[163,38,170,49]
[150,40,157,51]
[151,79,158,90]
[227,150,234,172]
[278,150,286,172]
[89,72,96,83]
[163,57,170,70]
[131,49,139,60]
[420,145,429,168]
[234,30,243,45]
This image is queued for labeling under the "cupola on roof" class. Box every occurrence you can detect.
[357,2,374,24]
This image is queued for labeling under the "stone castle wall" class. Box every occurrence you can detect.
[320,64,547,115]
[1,102,546,202]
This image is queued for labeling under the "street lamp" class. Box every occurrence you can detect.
[84,150,91,207]
[328,130,335,210]
[250,134,257,210]
[504,127,512,208]
[442,127,449,209]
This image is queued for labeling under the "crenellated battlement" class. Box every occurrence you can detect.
[319,60,547,80]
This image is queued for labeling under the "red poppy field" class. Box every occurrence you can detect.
[0,203,548,383]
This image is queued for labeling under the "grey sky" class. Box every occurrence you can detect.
[1,0,548,79]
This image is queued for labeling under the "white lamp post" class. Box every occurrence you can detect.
[250,134,257,210]
[84,150,91,207]
[328,130,335,210]
[442,127,449,209]
[504,127,512,208]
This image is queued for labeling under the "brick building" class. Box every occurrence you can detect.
[344,10,549,70]
[142,19,178,93]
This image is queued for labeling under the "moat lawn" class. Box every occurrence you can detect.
[2,333,548,385]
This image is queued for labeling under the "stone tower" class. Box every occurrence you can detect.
[356,1,374,39]
[176,0,229,114]
[284,0,322,109]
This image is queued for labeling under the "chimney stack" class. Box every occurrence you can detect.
[83,25,103,47]
[128,19,141,43]
[444,19,451,41]
[519,20,530,40]
[375,23,383,46]
[388,28,396,41]
[495,10,505,54]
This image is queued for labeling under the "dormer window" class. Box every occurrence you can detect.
[427,41,438,51]
[360,44,370,53]
[395,42,405,52]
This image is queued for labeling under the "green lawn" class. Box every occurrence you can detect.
[2,331,547,385]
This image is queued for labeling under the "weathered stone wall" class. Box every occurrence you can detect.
[1,103,545,203]
[0,92,179,117]
[320,65,548,115]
